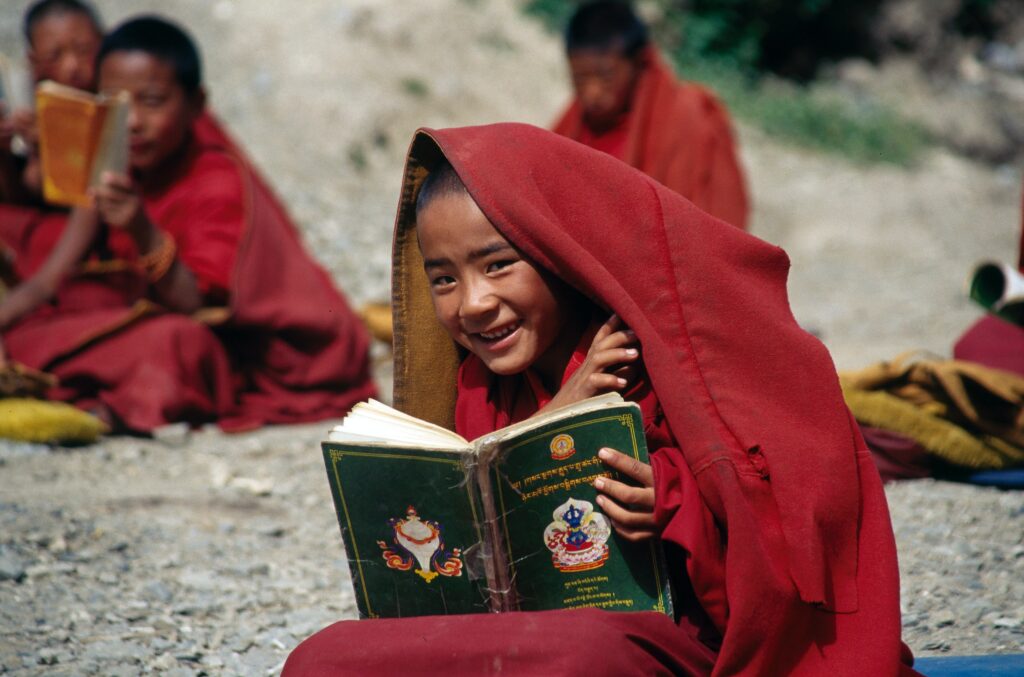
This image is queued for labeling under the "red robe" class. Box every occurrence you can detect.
[553,49,750,230]
[285,124,917,675]
[2,113,375,431]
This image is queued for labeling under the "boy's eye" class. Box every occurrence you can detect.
[486,259,517,273]
[430,275,455,288]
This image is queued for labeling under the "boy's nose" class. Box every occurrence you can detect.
[459,281,499,319]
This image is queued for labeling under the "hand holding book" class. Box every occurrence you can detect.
[594,447,659,542]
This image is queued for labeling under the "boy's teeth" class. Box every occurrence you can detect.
[480,324,515,340]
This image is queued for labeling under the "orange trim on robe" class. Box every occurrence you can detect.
[553,49,750,230]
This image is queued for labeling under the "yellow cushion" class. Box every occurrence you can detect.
[0,398,108,444]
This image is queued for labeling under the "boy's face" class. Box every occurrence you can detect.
[417,190,577,380]
[28,12,102,90]
[568,47,641,133]
[98,51,202,174]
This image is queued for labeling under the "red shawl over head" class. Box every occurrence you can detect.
[553,48,750,231]
[391,124,913,674]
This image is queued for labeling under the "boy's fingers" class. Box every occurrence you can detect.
[597,448,654,486]
[593,313,621,342]
[595,494,656,528]
[588,372,628,393]
[610,523,657,542]
[594,476,653,508]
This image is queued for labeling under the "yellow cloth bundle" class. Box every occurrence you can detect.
[840,352,1024,470]
[0,398,108,444]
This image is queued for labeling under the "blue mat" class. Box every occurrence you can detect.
[960,468,1024,489]
[915,654,1024,675]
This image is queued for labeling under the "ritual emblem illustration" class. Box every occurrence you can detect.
[377,506,463,582]
[549,433,576,461]
[543,498,611,572]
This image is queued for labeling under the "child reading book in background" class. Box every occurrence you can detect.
[283,124,919,675]
[1,16,375,432]
[0,0,103,204]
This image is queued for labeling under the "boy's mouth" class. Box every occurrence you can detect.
[474,320,521,346]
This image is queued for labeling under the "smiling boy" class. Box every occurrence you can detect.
[1,16,375,431]
[283,124,919,675]
[553,1,749,230]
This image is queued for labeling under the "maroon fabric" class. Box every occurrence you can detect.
[413,124,912,674]
[283,609,716,677]
[859,425,934,483]
[553,49,749,230]
[2,114,375,432]
[953,316,1024,378]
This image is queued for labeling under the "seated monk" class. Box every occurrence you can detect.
[552,1,749,230]
[282,124,918,675]
[953,179,1024,377]
[0,16,375,432]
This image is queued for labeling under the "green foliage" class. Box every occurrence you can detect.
[678,58,931,166]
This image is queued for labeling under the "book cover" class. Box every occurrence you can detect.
[321,394,674,619]
[35,81,129,207]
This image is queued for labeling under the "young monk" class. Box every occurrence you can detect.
[552,0,749,230]
[1,16,375,432]
[283,123,919,675]
[0,0,104,203]
[953,179,1024,377]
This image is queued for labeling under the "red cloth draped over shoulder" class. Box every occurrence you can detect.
[1,113,375,431]
[553,48,750,231]
[377,124,915,674]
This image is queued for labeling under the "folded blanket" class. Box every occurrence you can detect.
[841,352,1024,470]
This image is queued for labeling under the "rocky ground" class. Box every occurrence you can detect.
[1,0,1023,674]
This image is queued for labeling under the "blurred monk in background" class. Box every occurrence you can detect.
[0,0,103,204]
[553,0,749,230]
[1,16,375,433]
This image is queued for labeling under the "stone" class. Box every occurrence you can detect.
[0,550,26,583]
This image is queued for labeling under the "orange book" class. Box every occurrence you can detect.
[35,81,129,207]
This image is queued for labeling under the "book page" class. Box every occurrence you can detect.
[322,443,490,618]
[88,91,130,187]
[327,399,469,449]
[488,402,673,616]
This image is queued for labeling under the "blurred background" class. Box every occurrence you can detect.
[4,0,1022,370]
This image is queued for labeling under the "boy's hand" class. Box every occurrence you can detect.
[92,171,145,232]
[594,447,659,542]
[544,314,640,411]
[10,109,37,146]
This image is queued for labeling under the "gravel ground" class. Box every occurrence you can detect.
[1,0,1023,674]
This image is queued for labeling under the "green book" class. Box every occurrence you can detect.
[321,393,674,619]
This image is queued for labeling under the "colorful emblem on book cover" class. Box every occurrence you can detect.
[543,498,611,572]
[377,506,463,583]
[549,433,576,460]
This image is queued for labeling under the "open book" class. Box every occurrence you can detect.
[322,393,673,619]
[35,81,129,207]
[968,260,1024,327]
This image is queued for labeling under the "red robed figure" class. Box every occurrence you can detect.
[553,48,750,231]
[284,124,917,676]
[1,114,375,431]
